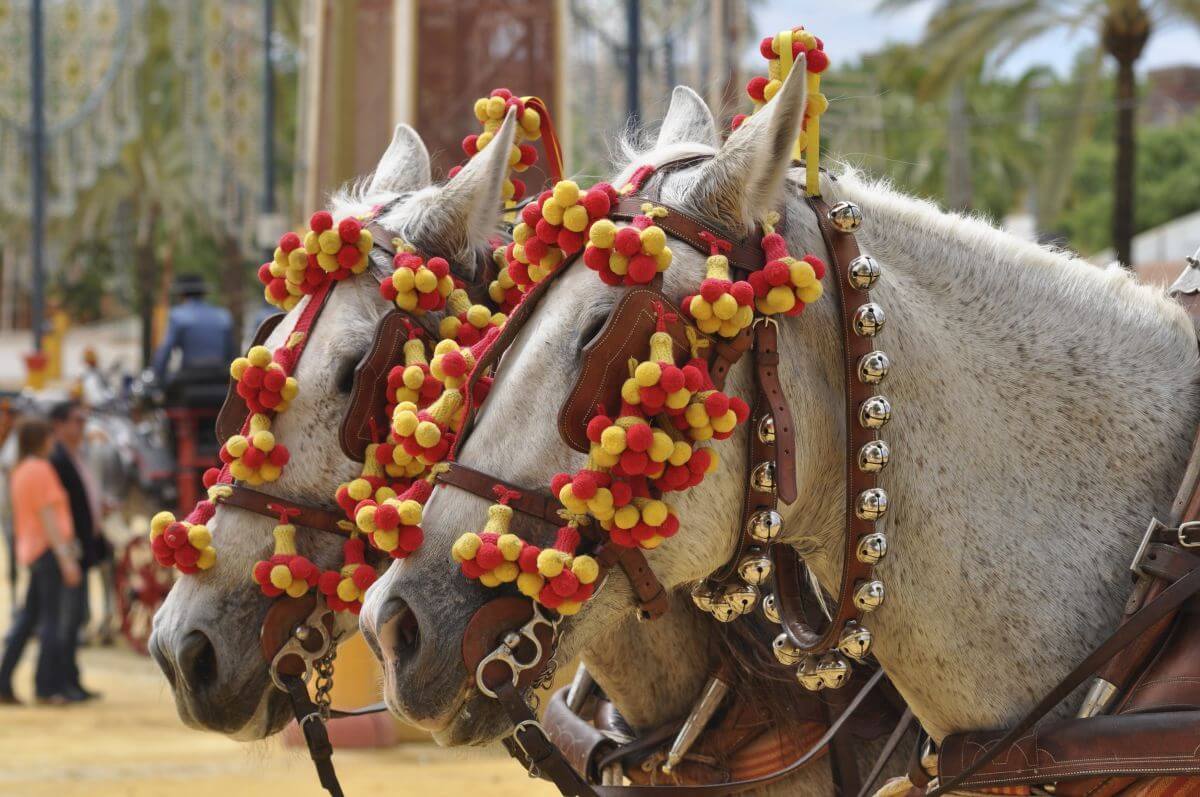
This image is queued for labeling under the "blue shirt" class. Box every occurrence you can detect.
[152,299,235,380]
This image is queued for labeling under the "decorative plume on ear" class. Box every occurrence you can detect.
[682,59,809,230]
[655,86,719,150]
[369,124,432,195]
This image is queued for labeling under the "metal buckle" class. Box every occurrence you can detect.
[270,599,336,692]
[1179,521,1200,548]
[475,603,558,699]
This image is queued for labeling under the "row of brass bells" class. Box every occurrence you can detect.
[797,652,851,691]
[691,581,759,622]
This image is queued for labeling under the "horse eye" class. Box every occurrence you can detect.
[336,356,361,394]
[577,315,607,355]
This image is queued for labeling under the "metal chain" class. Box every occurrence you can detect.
[313,647,337,721]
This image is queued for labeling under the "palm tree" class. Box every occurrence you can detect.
[879,0,1200,267]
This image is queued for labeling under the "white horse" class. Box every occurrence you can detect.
[148,116,521,738]
[362,58,1200,773]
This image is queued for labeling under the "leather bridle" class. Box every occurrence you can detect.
[431,156,901,795]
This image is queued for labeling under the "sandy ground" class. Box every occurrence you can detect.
[0,578,556,797]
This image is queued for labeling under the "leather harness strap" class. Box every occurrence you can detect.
[219,484,352,537]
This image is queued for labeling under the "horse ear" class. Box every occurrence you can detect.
[369,125,432,194]
[683,58,808,230]
[433,108,519,250]
[656,86,718,149]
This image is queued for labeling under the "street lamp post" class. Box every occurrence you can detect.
[30,0,46,352]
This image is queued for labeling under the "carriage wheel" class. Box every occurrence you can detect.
[115,535,175,655]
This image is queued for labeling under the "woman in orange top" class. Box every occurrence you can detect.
[0,417,80,704]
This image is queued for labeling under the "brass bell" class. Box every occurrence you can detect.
[838,623,873,661]
[847,255,880,290]
[710,598,738,623]
[690,582,717,613]
[855,488,889,521]
[772,633,803,665]
[857,440,891,473]
[750,461,776,493]
[737,554,773,586]
[857,351,890,384]
[858,396,892,429]
[853,303,886,337]
[724,584,759,615]
[796,655,825,691]
[747,509,783,543]
[817,652,852,689]
[854,580,886,612]
[856,532,888,564]
[757,415,776,444]
[761,592,781,624]
[828,201,863,233]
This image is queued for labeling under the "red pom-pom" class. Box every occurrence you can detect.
[551,472,572,495]
[746,76,768,101]
[374,503,400,529]
[352,567,376,591]
[518,144,538,166]
[764,260,790,286]
[802,254,826,280]
[447,165,462,178]
[582,188,610,219]
[551,570,578,597]
[338,217,361,242]
[462,134,479,156]
[511,178,526,202]
[476,543,503,571]
[759,36,775,59]
[310,211,333,232]
[336,246,361,270]
[625,423,652,451]
[427,257,450,279]
[586,415,610,443]
[203,468,221,489]
[659,367,684,394]
[731,281,755,305]
[806,49,829,73]
[521,203,541,227]
[583,245,609,272]
[614,227,642,257]
[535,218,559,245]
[518,545,540,573]
[557,229,584,254]
[704,392,730,416]
[279,231,302,252]
[627,254,657,284]
[731,114,747,131]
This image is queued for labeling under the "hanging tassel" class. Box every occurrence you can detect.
[525,521,601,616]
[451,486,529,587]
[748,232,825,316]
[149,510,216,574]
[386,325,442,410]
[379,250,455,315]
[251,505,320,598]
[318,535,378,614]
[220,413,290,484]
[603,495,681,550]
[229,345,300,414]
[620,303,703,416]
[392,387,463,466]
[488,246,523,313]
[506,181,618,291]
[682,232,755,338]
[429,326,500,390]
[355,475,434,559]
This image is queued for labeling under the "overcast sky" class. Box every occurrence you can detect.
[752,2,1200,75]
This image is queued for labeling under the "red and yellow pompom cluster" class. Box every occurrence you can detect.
[672,355,750,443]
[620,311,704,417]
[259,212,372,311]
[219,413,290,485]
[602,496,681,550]
[150,510,216,573]
[387,333,443,411]
[452,496,600,616]
[429,328,498,392]
[251,521,320,599]
[732,27,830,133]
[506,181,617,291]
[583,206,673,287]
[317,536,378,614]
[392,388,463,466]
[749,233,825,316]
[682,235,755,338]
[229,345,299,414]
[439,288,506,346]
[488,249,523,314]
[353,479,431,560]
[379,251,455,315]
[454,88,544,203]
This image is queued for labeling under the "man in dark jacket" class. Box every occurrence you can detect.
[48,400,104,701]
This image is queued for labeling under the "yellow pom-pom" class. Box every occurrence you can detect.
[712,293,738,321]
[251,430,275,451]
[269,564,292,590]
[229,358,249,380]
[452,533,481,563]
[600,425,627,455]
[497,533,523,562]
[537,548,565,578]
[669,441,692,467]
[414,420,441,449]
[486,96,506,120]
[393,409,419,437]
[473,98,489,122]
[479,571,501,588]
[540,198,563,226]
[648,431,674,462]
[614,505,639,530]
[374,529,399,551]
[397,499,422,526]
[414,268,437,293]
[229,461,252,482]
[150,511,175,537]
[572,555,599,585]
[247,346,272,368]
[304,230,320,254]
[494,561,519,583]
[286,579,310,599]
[355,504,378,532]
[639,226,666,255]
[336,578,359,603]
[797,283,822,304]
[562,204,589,233]
[665,388,691,410]
[517,572,544,598]
[465,304,491,327]
[521,107,541,133]
[552,181,580,208]
[197,547,217,569]
[225,435,249,458]
[187,525,212,549]
[634,361,661,387]
[318,229,342,255]
[642,500,669,526]
[655,247,673,271]
[589,219,617,249]
[620,379,641,405]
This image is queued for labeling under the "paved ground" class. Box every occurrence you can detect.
[0,568,555,797]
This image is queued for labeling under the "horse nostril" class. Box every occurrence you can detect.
[378,597,421,663]
[176,629,218,693]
